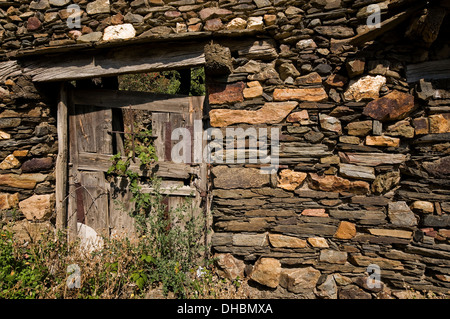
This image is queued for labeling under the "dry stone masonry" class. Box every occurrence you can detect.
[0,0,450,299]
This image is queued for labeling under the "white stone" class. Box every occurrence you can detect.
[296,39,317,50]
[319,113,342,134]
[226,17,247,30]
[339,163,376,181]
[103,24,136,41]
[388,201,418,227]
[77,222,104,253]
[247,16,264,30]
[344,75,387,102]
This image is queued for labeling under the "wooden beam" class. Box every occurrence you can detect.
[406,59,450,83]
[20,41,206,82]
[55,83,69,231]
[405,5,447,47]
[72,88,191,113]
[0,60,22,82]
[140,186,196,196]
[77,152,198,179]
[349,3,426,47]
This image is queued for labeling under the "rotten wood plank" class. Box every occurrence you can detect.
[80,171,109,238]
[152,112,170,161]
[406,59,450,83]
[108,177,136,239]
[405,5,446,48]
[77,152,198,179]
[0,60,22,82]
[140,185,197,196]
[72,89,191,114]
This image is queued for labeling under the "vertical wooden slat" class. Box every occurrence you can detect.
[97,107,113,155]
[55,83,68,231]
[109,177,136,239]
[81,172,109,238]
[152,112,169,161]
[168,113,185,163]
[67,88,79,242]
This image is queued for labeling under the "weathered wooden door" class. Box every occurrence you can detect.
[66,87,207,241]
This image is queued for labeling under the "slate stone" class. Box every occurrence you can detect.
[204,43,233,75]
[363,90,415,122]
[21,157,53,173]
[388,201,418,227]
[212,166,271,189]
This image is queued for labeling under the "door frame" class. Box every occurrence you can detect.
[57,83,209,242]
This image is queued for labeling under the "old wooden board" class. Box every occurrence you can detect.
[72,89,190,114]
[406,59,450,83]
[20,41,206,82]
[77,152,198,179]
[108,176,136,239]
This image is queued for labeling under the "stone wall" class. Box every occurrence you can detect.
[0,0,449,298]
[0,75,57,236]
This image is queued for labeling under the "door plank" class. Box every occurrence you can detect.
[67,88,79,242]
[96,107,113,155]
[108,177,136,239]
[152,112,170,161]
[80,171,109,238]
[77,152,198,179]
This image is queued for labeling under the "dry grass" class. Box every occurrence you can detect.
[0,226,250,299]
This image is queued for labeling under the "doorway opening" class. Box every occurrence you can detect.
[65,66,207,241]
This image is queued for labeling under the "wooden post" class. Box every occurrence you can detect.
[67,87,78,242]
[55,83,69,232]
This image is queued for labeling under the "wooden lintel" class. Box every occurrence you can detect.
[72,88,191,113]
[20,41,206,82]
